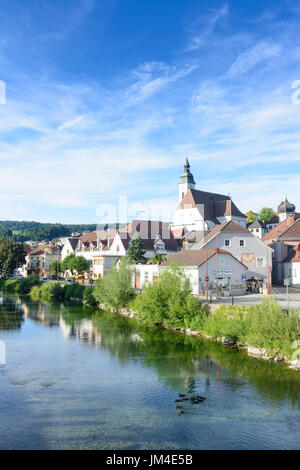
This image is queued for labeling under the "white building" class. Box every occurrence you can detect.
[283,243,300,287]
[192,220,273,285]
[171,159,246,233]
[247,219,267,239]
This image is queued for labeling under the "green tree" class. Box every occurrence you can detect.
[246,211,257,224]
[259,208,275,222]
[93,259,134,310]
[61,253,89,274]
[132,264,209,330]
[61,253,76,272]
[71,256,90,274]
[127,236,146,264]
[0,239,26,277]
[50,260,62,276]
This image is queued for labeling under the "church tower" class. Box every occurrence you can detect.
[178,158,196,202]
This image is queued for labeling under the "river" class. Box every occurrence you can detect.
[0,295,300,450]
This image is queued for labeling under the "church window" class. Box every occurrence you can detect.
[225,240,230,247]
[240,240,245,247]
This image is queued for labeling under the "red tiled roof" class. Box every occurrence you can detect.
[283,243,300,263]
[262,216,300,242]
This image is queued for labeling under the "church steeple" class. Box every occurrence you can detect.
[179,159,196,201]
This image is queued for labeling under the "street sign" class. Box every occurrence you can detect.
[199,278,202,282]
[242,274,246,281]
[205,276,209,282]
[284,279,290,287]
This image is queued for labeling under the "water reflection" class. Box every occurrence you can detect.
[2,295,300,408]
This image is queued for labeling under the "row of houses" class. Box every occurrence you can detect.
[22,160,299,289]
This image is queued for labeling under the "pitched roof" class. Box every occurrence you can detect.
[278,218,300,239]
[283,244,300,263]
[118,220,179,252]
[68,238,79,250]
[177,189,246,221]
[195,220,249,248]
[262,216,300,241]
[162,248,246,268]
[247,219,266,229]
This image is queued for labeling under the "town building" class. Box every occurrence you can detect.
[263,217,300,284]
[58,237,80,260]
[25,245,61,278]
[192,220,272,285]
[171,159,246,234]
[283,243,300,287]
[161,248,248,295]
[266,198,300,231]
[247,219,267,239]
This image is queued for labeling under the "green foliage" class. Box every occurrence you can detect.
[127,236,146,264]
[246,211,257,224]
[246,298,300,357]
[131,265,209,329]
[50,260,61,275]
[93,259,134,310]
[147,254,164,265]
[61,254,89,274]
[1,274,40,294]
[83,287,98,306]
[259,207,275,222]
[63,283,85,301]
[202,305,248,341]
[202,299,300,359]
[0,239,26,276]
[38,282,65,301]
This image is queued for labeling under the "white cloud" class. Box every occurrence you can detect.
[226,41,281,77]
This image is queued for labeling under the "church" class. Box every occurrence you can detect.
[171,159,246,234]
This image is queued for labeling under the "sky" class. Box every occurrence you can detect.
[1,0,300,223]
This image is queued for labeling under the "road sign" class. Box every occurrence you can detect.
[205,276,209,282]
[284,279,290,287]
[199,278,202,282]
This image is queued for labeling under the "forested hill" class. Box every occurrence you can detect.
[0,221,109,242]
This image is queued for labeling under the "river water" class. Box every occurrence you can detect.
[0,295,299,450]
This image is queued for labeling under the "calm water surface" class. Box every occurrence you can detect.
[0,295,300,450]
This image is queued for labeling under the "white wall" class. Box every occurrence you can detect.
[283,262,300,287]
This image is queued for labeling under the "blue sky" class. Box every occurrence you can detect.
[1,0,300,223]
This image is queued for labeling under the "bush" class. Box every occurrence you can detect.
[63,283,85,301]
[83,286,97,306]
[18,274,40,294]
[30,285,42,297]
[245,298,300,358]
[39,282,65,301]
[4,279,19,293]
[93,259,134,310]
[131,265,209,329]
[202,305,247,342]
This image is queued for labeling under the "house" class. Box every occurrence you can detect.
[74,220,179,278]
[265,198,300,231]
[283,243,300,287]
[263,216,300,284]
[58,237,80,260]
[25,245,61,278]
[171,159,246,233]
[192,220,272,285]
[247,219,267,239]
[160,248,248,295]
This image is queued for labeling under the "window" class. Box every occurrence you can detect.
[240,240,245,247]
[289,268,292,277]
[294,269,297,277]
[256,257,265,268]
[225,240,230,247]
[256,229,259,233]
[116,245,120,252]
[144,272,149,281]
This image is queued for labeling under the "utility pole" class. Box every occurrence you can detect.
[216,234,219,300]
[266,238,270,295]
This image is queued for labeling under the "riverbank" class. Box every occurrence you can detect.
[1,269,300,371]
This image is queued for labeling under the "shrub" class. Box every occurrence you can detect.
[4,279,19,293]
[83,286,97,306]
[93,259,134,310]
[30,285,42,296]
[132,265,209,329]
[63,283,85,301]
[245,298,300,357]
[202,305,247,342]
[39,282,65,301]
[18,274,40,295]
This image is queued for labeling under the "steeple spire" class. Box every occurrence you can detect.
[178,159,196,201]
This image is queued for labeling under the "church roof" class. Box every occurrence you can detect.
[277,198,295,214]
[177,188,246,221]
